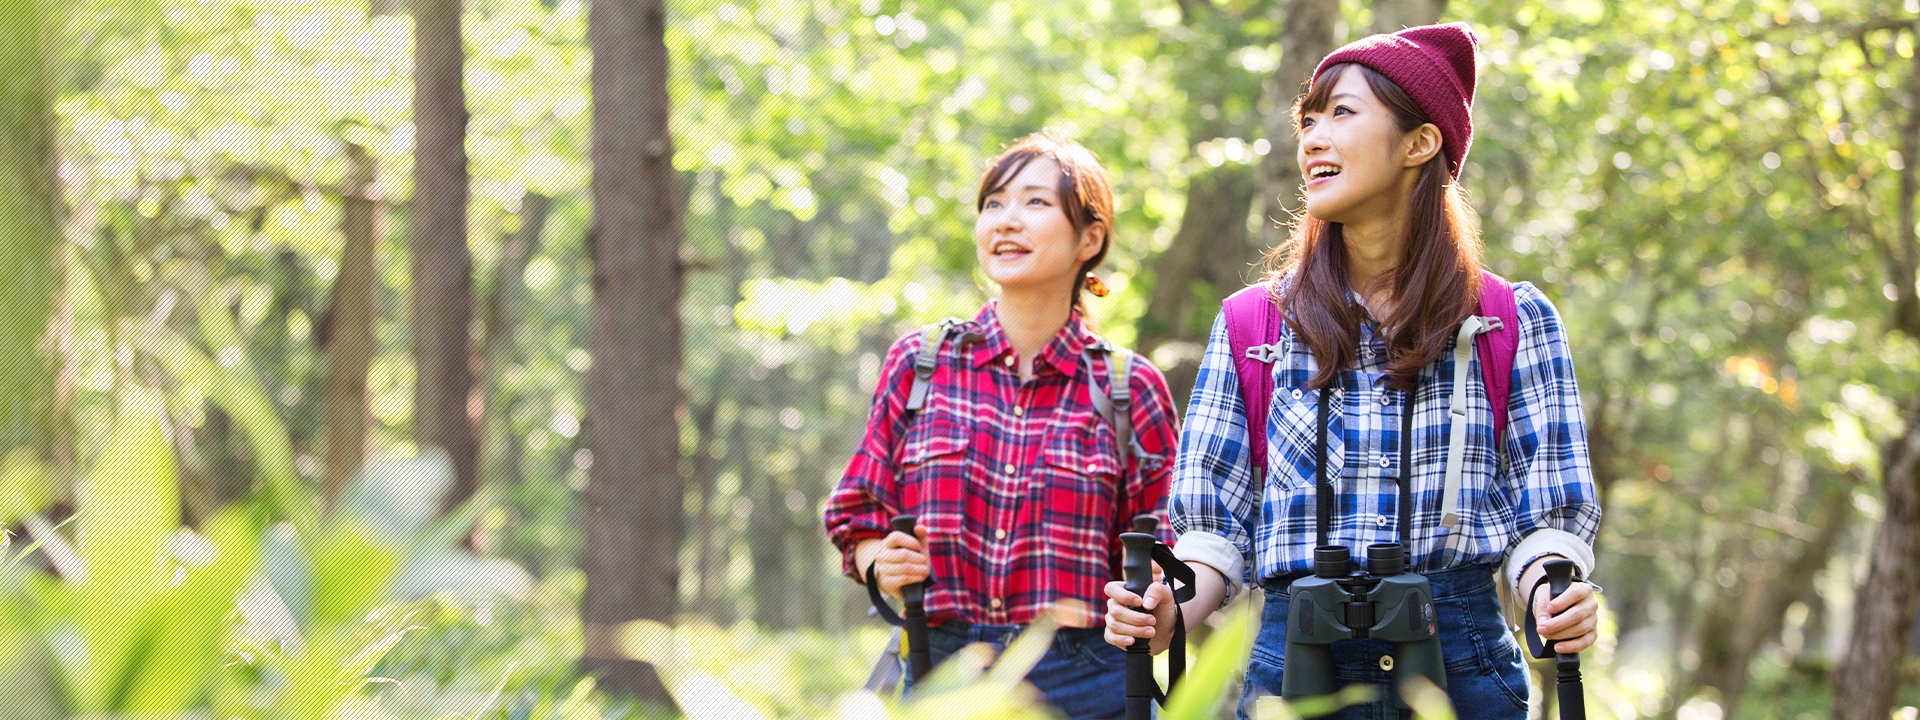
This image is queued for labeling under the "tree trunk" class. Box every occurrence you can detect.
[0,0,63,466]
[1368,0,1445,34]
[1888,46,1920,340]
[749,459,790,629]
[1835,402,1920,720]
[479,192,551,490]
[1693,483,1852,717]
[1256,0,1340,253]
[1836,45,1920,720]
[321,144,381,504]
[1133,6,1264,383]
[413,0,479,512]
[581,0,684,703]
[1138,164,1258,400]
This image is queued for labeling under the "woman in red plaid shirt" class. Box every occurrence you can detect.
[823,132,1179,719]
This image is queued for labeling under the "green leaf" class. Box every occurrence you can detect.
[1162,603,1256,720]
[332,624,424,684]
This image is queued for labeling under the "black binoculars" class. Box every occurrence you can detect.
[1282,542,1446,705]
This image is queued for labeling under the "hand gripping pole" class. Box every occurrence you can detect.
[892,515,934,682]
[1525,559,1586,720]
[1120,515,1197,720]
[863,515,936,684]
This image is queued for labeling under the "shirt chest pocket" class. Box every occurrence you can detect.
[1265,384,1345,494]
[1038,414,1124,531]
[899,406,971,536]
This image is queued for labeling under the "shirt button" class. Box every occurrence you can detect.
[1004,463,1017,475]
[1004,356,1015,367]
[1378,455,1391,468]
[1291,389,1304,400]
[1086,462,1100,473]
[991,597,1004,609]
[1376,515,1389,528]
[1380,393,1392,405]
[1012,405,1024,416]
[995,529,1007,540]
[1379,655,1395,671]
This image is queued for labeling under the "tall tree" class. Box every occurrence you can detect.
[0,0,68,476]
[320,144,381,503]
[1835,33,1920,720]
[479,192,551,492]
[580,0,684,702]
[1134,3,1269,377]
[1255,0,1340,253]
[1368,0,1444,34]
[413,0,479,511]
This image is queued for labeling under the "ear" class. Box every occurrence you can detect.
[1077,221,1109,262]
[1402,123,1444,168]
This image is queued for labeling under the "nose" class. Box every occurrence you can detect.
[1298,123,1329,159]
[994,204,1024,232]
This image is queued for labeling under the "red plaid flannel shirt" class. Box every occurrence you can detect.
[823,302,1178,628]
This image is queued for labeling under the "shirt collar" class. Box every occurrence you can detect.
[968,301,1093,376]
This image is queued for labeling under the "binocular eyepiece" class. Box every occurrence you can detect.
[1282,543,1446,706]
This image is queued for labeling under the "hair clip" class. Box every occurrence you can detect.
[1084,273,1110,297]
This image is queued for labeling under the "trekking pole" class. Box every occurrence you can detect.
[1120,521,1159,720]
[893,515,934,683]
[1543,559,1586,720]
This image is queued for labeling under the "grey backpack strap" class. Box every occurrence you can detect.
[1083,341,1156,471]
[905,318,975,412]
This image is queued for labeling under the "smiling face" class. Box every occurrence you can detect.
[974,156,1105,296]
[1295,66,1439,225]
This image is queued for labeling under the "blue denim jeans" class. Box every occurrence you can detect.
[904,622,1127,720]
[1240,565,1532,720]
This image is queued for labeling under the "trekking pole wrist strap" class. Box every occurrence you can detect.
[1523,567,1586,659]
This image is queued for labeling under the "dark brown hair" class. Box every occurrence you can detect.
[976,132,1115,321]
[1266,63,1483,391]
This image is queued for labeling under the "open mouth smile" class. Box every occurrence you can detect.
[1306,163,1342,185]
[990,240,1032,257]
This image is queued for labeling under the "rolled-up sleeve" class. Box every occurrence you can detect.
[1498,283,1604,593]
[823,334,918,579]
[1169,314,1263,603]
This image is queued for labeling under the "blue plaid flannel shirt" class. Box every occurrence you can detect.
[1169,281,1602,594]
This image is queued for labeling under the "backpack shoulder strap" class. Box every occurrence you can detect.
[1474,271,1521,445]
[1221,282,1285,482]
[1106,344,1135,452]
[1083,340,1155,471]
[905,317,972,412]
[1438,272,1521,538]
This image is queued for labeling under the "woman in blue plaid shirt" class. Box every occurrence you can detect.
[1103,24,1602,719]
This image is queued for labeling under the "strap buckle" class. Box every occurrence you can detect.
[1245,343,1286,363]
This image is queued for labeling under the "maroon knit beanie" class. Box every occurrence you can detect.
[1312,22,1479,178]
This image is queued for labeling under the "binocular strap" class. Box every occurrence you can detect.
[1314,381,1419,549]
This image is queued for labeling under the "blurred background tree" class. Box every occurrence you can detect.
[4,0,1920,717]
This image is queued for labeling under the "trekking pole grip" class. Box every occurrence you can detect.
[1119,529,1159,720]
[1543,559,1586,720]
[891,515,933,683]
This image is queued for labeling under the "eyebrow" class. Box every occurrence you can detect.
[989,184,1057,195]
[1329,92,1362,103]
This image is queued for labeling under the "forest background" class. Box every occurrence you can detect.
[2,0,1920,718]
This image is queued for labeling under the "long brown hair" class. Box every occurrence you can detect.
[1266,63,1483,391]
[976,132,1115,321]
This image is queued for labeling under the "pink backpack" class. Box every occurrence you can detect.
[1222,271,1520,481]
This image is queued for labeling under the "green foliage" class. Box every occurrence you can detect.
[32,0,1920,715]
[0,410,565,719]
